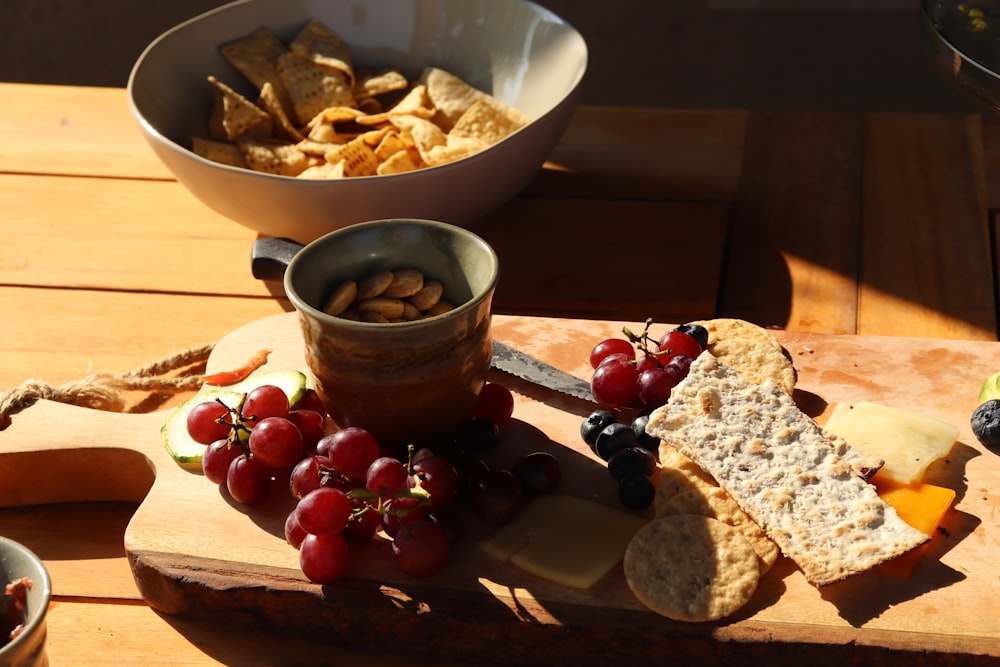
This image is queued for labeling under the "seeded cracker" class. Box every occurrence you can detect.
[645,352,929,587]
[624,515,760,622]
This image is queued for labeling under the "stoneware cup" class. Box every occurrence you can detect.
[0,537,51,667]
[284,219,499,447]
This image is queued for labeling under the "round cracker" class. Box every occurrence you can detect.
[689,318,796,395]
[662,487,779,575]
[654,443,718,515]
[623,515,760,622]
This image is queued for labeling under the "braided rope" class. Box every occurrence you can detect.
[0,344,214,429]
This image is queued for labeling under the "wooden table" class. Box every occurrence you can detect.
[2,82,999,665]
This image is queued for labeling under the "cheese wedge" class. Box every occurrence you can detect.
[479,495,647,589]
[824,401,958,484]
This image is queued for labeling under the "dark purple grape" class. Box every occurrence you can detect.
[630,413,659,453]
[581,410,617,447]
[594,422,637,461]
[511,451,562,497]
[618,474,655,510]
[673,323,709,349]
[457,416,500,452]
[607,447,656,481]
[470,469,523,524]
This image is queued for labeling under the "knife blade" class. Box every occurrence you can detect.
[491,340,594,402]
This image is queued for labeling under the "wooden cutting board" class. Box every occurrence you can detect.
[1,313,998,666]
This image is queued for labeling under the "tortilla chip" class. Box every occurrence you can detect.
[277,51,354,125]
[419,66,489,132]
[289,18,353,82]
[295,139,342,156]
[237,140,310,176]
[191,137,247,168]
[298,160,347,179]
[389,115,447,161]
[258,81,304,142]
[450,97,528,144]
[355,84,435,126]
[376,149,422,175]
[354,68,409,97]
[220,26,293,116]
[207,75,273,141]
[324,136,380,177]
[425,135,488,166]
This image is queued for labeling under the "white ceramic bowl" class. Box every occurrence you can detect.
[127,0,587,243]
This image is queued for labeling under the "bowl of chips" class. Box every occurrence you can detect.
[127,0,588,243]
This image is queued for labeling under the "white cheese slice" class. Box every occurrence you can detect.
[823,401,958,484]
[479,495,647,589]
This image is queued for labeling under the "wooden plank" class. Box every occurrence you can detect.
[1,173,275,296]
[0,286,289,392]
[725,111,864,334]
[0,502,141,599]
[0,83,171,179]
[860,113,995,340]
[44,599,460,666]
[474,198,730,322]
[527,106,749,201]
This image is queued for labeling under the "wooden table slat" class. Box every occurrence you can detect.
[860,113,996,340]
[726,111,864,334]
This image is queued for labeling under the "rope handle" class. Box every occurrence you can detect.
[0,344,214,430]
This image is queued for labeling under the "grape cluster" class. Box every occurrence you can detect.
[186,380,562,585]
[589,322,708,411]
[581,410,659,510]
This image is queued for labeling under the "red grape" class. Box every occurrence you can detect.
[186,400,231,445]
[299,532,349,584]
[391,519,449,577]
[635,353,659,374]
[341,498,380,543]
[657,330,702,366]
[637,367,678,407]
[242,384,290,423]
[366,456,408,496]
[286,409,325,454]
[295,487,353,535]
[380,496,428,537]
[284,511,307,549]
[409,455,459,508]
[292,388,327,416]
[590,357,639,408]
[427,505,466,545]
[202,439,242,485]
[318,427,380,481]
[248,416,304,469]
[289,455,326,499]
[473,382,515,425]
[589,338,635,369]
[226,455,271,505]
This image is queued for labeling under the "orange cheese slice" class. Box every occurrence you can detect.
[873,475,956,578]
[479,495,648,589]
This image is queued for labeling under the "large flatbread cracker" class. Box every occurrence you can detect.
[646,352,929,587]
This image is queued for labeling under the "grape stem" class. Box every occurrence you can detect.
[621,318,658,356]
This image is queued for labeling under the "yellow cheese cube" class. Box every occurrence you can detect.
[823,401,958,484]
[479,495,647,590]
